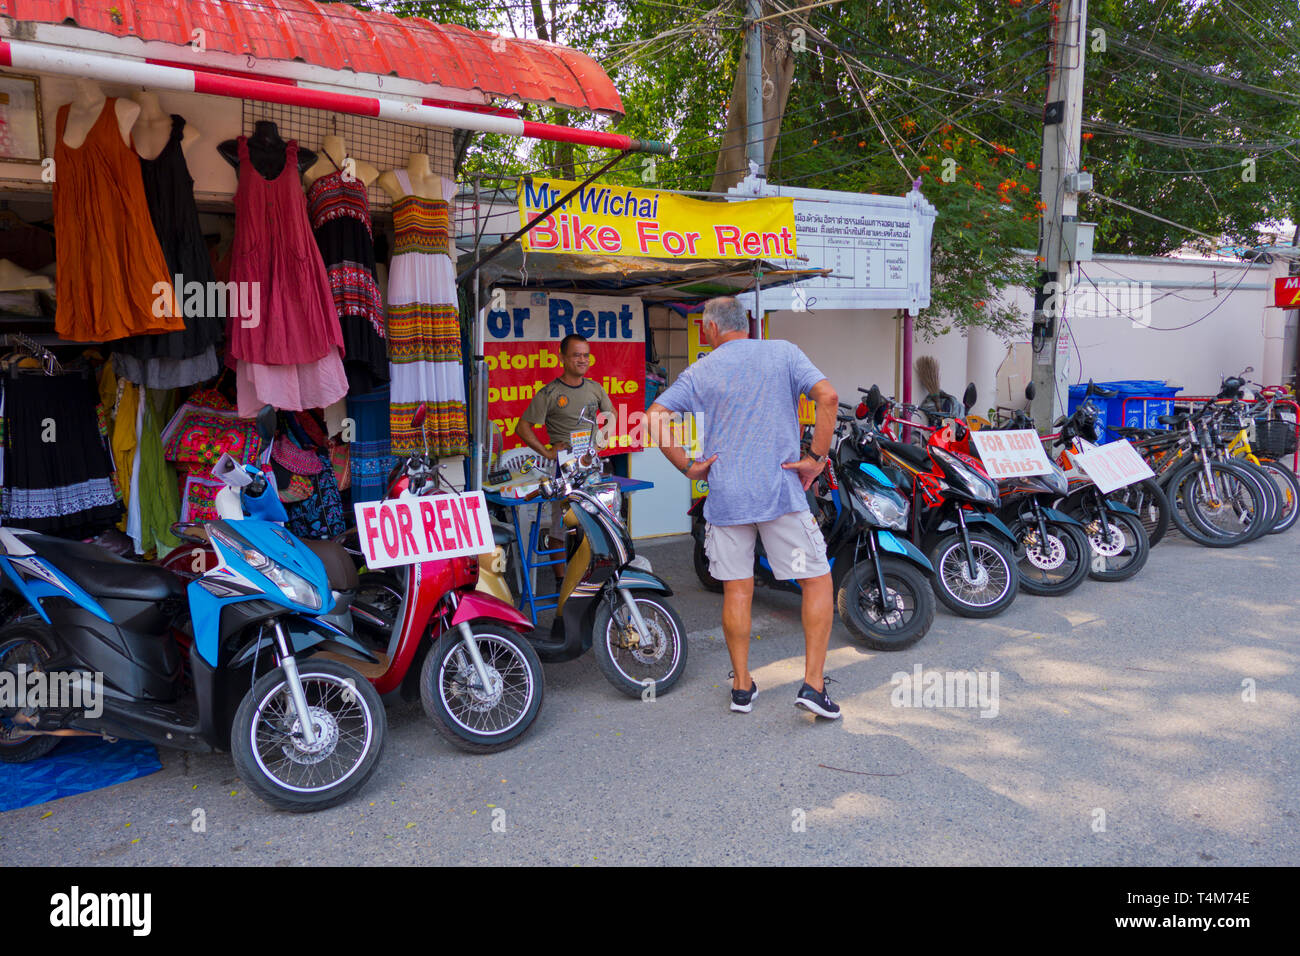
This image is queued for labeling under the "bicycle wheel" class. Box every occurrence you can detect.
[1256,459,1299,534]
[1171,461,1265,547]
[1222,458,1279,538]
[1112,477,1171,547]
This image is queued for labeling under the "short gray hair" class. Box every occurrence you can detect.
[701,296,748,334]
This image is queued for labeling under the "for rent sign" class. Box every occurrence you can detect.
[354,492,494,570]
[483,291,646,453]
[519,178,796,259]
[970,429,1053,478]
[1072,440,1155,494]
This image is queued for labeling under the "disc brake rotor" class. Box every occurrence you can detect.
[282,705,340,764]
[1026,533,1067,570]
[865,586,905,625]
[452,653,504,711]
[951,555,989,588]
[615,610,667,664]
[1087,523,1125,556]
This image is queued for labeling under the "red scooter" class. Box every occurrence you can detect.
[164,404,544,754]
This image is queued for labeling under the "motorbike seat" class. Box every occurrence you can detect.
[21,534,184,602]
[1109,426,1156,438]
[877,437,931,469]
[1156,413,1188,427]
[303,539,360,592]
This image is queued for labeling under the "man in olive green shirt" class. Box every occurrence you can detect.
[515,334,616,548]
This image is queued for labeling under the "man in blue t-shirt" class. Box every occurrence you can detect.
[648,297,841,719]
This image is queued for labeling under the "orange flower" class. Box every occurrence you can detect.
[1020,184,1031,193]
[1081,132,1094,140]
[1035,200,1047,211]
[999,196,1012,204]
[1034,255,1045,262]
[975,301,986,307]
[1027,161,1037,170]
[858,141,866,147]
[942,139,953,150]
[973,181,984,190]
[989,157,999,165]
[964,222,973,229]
[942,124,954,133]
[919,164,931,172]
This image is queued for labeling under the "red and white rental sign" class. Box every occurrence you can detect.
[353,492,495,570]
[1072,440,1156,495]
[969,429,1053,478]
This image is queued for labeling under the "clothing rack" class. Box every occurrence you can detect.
[1,331,65,374]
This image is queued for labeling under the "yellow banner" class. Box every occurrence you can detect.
[518,178,797,260]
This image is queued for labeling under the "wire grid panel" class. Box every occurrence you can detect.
[242,100,455,211]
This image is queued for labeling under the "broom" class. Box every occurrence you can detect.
[916,355,942,400]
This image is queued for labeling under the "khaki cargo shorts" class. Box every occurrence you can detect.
[704,510,831,581]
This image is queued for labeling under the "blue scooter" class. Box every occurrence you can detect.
[0,406,386,812]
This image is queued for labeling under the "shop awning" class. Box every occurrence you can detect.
[458,245,829,302]
[0,0,623,116]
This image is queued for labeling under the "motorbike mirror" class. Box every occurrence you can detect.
[254,404,276,443]
[1025,381,1036,401]
[866,384,884,412]
[962,383,977,410]
[411,403,428,430]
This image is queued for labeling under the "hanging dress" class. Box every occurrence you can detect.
[385,170,468,457]
[227,136,347,417]
[306,155,388,392]
[112,114,222,389]
[52,98,182,342]
[1,366,123,537]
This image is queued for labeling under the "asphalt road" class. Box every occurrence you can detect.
[3,527,1297,866]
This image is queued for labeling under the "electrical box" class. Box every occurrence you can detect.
[1064,171,1094,193]
[1061,221,1096,262]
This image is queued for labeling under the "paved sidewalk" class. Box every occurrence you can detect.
[2,529,1296,866]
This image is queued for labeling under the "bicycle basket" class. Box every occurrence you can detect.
[1255,419,1297,458]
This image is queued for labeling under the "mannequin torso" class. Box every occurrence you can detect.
[131,91,200,160]
[61,79,139,150]
[378,154,444,201]
[218,121,317,179]
[303,134,379,189]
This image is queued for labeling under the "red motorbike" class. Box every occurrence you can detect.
[164,404,544,754]
[863,383,1022,618]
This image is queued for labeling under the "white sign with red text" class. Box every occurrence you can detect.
[1072,440,1155,495]
[354,492,495,570]
[970,429,1054,478]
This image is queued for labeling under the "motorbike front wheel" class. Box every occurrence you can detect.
[692,521,724,593]
[929,531,1019,618]
[0,623,63,764]
[836,557,935,650]
[1073,509,1149,581]
[420,624,545,753]
[231,657,386,813]
[1011,519,1091,597]
[592,590,689,698]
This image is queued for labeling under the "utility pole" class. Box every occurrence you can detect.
[1030,0,1088,428]
[745,0,765,177]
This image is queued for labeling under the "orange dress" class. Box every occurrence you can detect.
[53,98,182,342]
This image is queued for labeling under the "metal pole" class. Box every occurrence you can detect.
[745,0,765,177]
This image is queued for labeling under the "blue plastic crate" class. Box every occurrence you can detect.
[1068,381,1181,444]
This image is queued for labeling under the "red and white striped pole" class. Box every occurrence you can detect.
[0,39,670,156]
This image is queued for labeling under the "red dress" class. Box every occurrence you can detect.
[227,136,346,415]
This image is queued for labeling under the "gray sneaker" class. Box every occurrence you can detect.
[729,672,758,713]
[795,677,841,719]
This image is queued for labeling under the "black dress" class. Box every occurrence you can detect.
[111,115,222,389]
[1,367,123,537]
[306,156,388,393]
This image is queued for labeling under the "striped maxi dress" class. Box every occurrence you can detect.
[385,170,469,458]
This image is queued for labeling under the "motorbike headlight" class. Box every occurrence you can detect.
[589,481,622,517]
[209,525,323,610]
[856,487,909,530]
[931,448,998,504]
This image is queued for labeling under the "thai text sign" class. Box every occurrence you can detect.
[483,291,646,453]
[354,492,494,570]
[519,178,796,259]
[970,429,1053,478]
